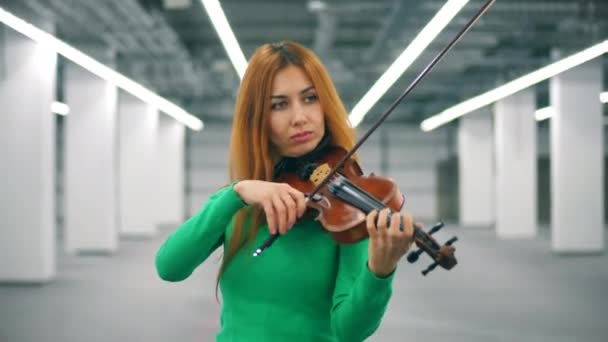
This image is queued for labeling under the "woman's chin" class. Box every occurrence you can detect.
[286,140,318,157]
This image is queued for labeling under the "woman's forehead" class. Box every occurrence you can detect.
[271,65,314,94]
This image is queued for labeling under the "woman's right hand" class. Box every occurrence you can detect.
[234,180,307,235]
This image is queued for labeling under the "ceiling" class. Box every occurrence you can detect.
[2,0,607,126]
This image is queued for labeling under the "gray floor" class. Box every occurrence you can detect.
[1,225,607,342]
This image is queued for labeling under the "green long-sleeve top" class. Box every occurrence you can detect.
[155,183,396,341]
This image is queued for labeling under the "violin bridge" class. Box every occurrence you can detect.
[310,163,332,187]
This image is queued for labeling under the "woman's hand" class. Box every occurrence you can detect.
[234,180,307,235]
[366,208,416,277]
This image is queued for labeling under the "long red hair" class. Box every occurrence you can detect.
[216,41,357,294]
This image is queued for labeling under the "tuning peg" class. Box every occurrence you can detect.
[427,221,444,235]
[445,236,458,246]
[421,261,439,276]
[407,248,424,263]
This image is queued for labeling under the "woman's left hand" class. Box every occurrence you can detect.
[366,208,416,278]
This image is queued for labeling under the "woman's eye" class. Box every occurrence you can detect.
[304,94,318,103]
[271,101,287,110]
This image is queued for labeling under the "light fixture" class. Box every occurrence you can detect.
[348,0,470,127]
[201,0,247,79]
[0,6,203,131]
[601,91,608,103]
[307,0,327,12]
[420,39,608,132]
[51,101,70,116]
[534,106,553,121]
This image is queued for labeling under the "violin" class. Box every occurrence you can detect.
[252,0,496,277]
[275,145,458,276]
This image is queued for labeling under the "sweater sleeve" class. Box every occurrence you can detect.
[155,182,247,282]
[330,238,396,342]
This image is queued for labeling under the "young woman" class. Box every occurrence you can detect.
[155,41,416,341]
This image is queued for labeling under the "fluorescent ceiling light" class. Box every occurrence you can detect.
[601,91,608,103]
[348,0,470,127]
[534,106,553,121]
[51,101,70,115]
[201,0,247,79]
[0,7,203,131]
[421,39,608,132]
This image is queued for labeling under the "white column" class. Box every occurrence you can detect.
[63,48,118,254]
[0,22,57,282]
[458,110,494,227]
[494,89,537,238]
[118,93,159,237]
[550,59,604,253]
[155,114,185,226]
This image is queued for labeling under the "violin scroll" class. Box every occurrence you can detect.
[406,221,458,276]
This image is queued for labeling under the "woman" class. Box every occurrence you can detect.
[155,41,415,341]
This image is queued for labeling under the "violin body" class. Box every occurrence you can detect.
[276,146,404,244]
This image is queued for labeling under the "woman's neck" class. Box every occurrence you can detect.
[273,131,331,180]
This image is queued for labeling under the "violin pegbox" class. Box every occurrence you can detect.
[406,221,458,276]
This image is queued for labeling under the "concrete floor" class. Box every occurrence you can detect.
[1,225,607,342]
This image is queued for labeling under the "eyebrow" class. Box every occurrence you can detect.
[271,86,315,99]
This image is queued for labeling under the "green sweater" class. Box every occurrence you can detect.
[155,183,395,341]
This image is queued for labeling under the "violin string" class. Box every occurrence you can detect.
[327,175,379,213]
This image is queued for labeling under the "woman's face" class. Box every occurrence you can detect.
[268,65,325,158]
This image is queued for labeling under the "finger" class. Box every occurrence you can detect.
[413,221,423,235]
[287,188,307,218]
[402,215,414,242]
[272,195,288,235]
[262,202,277,235]
[375,208,388,229]
[281,193,297,229]
[377,208,391,237]
[389,211,401,235]
[366,209,379,238]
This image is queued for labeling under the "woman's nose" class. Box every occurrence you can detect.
[291,101,307,124]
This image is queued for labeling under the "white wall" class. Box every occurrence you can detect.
[187,124,231,215]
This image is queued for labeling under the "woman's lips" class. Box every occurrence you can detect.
[290,131,313,143]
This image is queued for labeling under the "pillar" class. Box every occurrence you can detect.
[550,59,604,253]
[458,109,494,227]
[494,89,537,238]
[0,20,57,282]
[118,93,159,237]
[63,47,118,254]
